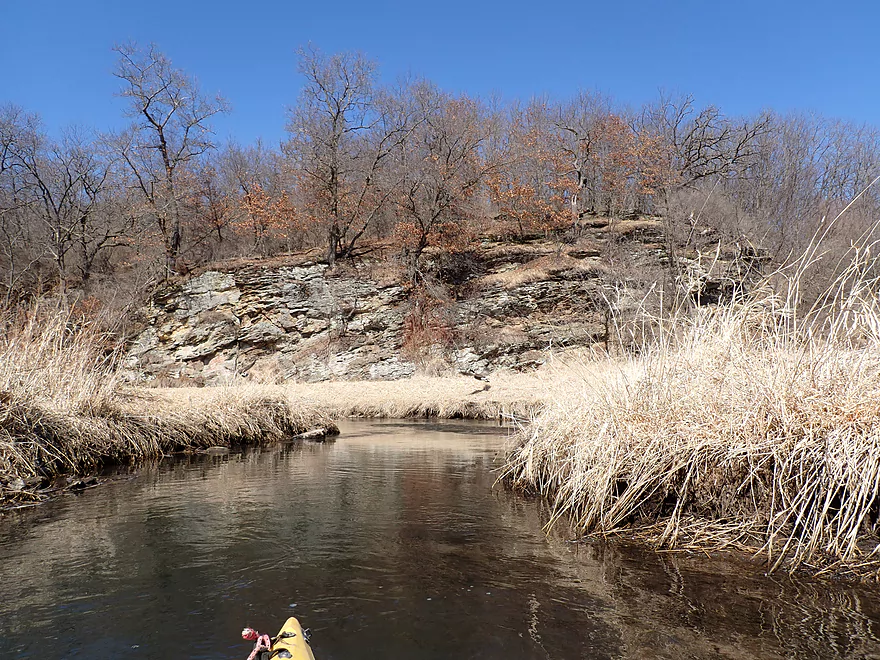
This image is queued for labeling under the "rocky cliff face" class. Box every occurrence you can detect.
[126,217,762,384]
[128,262,415,383]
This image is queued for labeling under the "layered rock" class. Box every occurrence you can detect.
[128,262,413,383]
[126,217,764,384]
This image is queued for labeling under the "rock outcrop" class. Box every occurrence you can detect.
[128,262,415,383]
[127,217,764,384]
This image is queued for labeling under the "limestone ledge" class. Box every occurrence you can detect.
[126,258,609,384]
[126,226,759,385]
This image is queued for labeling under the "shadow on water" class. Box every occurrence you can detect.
[0,419,879,659]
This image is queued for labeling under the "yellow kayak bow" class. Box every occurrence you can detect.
[242,617,315,660]
[270,617,316,660]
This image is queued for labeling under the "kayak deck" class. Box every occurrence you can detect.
[270,617,315,660]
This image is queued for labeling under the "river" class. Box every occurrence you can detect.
[1,420,880,659]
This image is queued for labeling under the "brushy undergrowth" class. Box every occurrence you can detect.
[0,305,334,507]
[504,205,880,578]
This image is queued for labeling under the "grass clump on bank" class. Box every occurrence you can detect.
[0,305,334,508]
[504,225,880,577]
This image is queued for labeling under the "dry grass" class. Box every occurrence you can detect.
[281,372,553,420]
[152,348,618,424]
[476,255,610,290]
[0,305,333,507]
[148,361,609,424]
[503,208,880,577]
[605,218,664,237]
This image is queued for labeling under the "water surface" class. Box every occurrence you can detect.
[1,420,880,659]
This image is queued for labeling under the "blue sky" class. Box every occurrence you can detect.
[1,0,877,146]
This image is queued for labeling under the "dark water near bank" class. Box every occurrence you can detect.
[2,420,880,659]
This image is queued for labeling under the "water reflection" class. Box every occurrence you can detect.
[0,420,878,659]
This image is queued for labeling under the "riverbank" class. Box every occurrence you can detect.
[270,369,561,420]
[152,357,607,429]
[0,309,335,509]
[503,283,880,578]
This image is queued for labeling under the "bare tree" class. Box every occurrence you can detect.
[0,105,47,302]
[641,92,772,191]
[726,112,880,259]
[15,128,121,294]
[485,98,573,239]
[75,138,138,285]
[221,140,294,253]
[552,92,617,219]
[393,85,489,280]
[285,45,417,265]
[112,42,229,273]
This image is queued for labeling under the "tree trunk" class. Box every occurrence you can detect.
[327,226,338,266]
